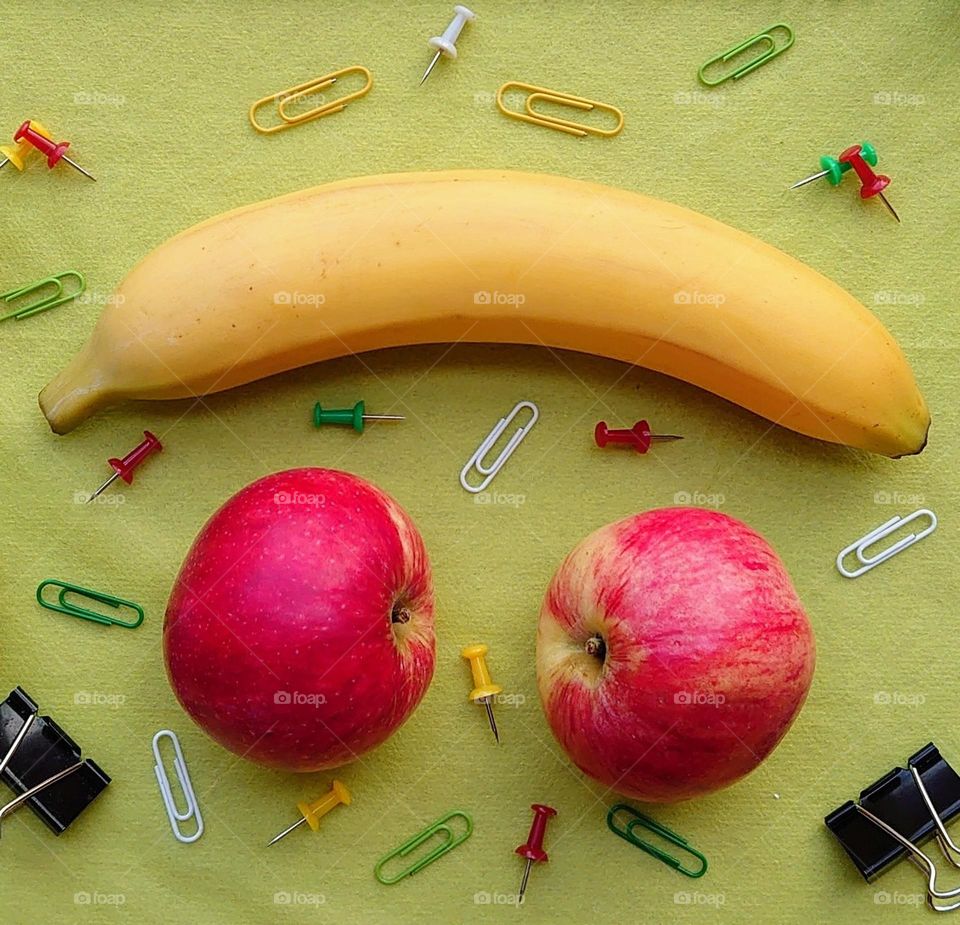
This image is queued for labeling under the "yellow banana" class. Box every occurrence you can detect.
[40,170,928,456]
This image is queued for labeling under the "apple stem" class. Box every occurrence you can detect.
[584,635,606,661]
[391,602,411,624]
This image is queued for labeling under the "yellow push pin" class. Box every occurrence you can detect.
[461,643,503,743]
[266,780,351,847]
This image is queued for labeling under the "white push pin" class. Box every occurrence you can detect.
[419,5,476,86]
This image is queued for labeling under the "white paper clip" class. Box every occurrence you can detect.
[460,401,539,493]
[152,729,204,843]
[836,509,937,579]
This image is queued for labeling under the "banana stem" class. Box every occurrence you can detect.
[38,347,108,434]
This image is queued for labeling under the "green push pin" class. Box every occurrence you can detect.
[313,400,404,433]
[790,141,878,189]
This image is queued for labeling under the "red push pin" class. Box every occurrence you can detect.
[14,120,96,181]
[86,431,162,503]
[515,803,557,904]
[595,420,683,454]
[838,144,899,224]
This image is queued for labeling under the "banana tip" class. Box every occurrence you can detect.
[892,421,929,459]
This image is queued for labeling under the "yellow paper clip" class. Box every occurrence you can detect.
[249,66,373,135]
[496,82,624,138]
[698,23,795,87]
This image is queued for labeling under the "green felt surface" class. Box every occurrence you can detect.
[1,1,959,923]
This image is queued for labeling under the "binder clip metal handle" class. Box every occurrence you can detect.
[0,762,84,832]
[911,765,960,870]
[853,805,960,911]
[0,711,84,834]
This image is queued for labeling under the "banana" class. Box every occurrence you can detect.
[40,170,929,456]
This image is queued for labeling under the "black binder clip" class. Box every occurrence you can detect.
[825,743,960,912]
[0,687,110,836]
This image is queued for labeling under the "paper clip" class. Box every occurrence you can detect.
[153,730,203,844]
[460,400,538,493]
[698,23,795,87]
[0,271,85,322]
[836,509,937,579]
[37,579,144,629]
[249,66,373,135]
[607,804,707,878]
[496,82,624,138]
[374,810,473,884]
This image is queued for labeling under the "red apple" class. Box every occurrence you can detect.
[537,507,814,802]
[163,468,435,771]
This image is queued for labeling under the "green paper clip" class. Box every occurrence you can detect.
[36,579,144,629]
[374,810,473,884]
[607,804,707,878]
[0,271,85,322]
[698,23,794,87]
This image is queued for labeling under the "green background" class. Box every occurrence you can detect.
[2,1,958,922]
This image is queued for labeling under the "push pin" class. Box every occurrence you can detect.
[419,5,476,86]
[461,643,502,743]
[267,780,351,847]
[838,144,900,223]
[313,400,404,434]
[86,430,162,503]
[595,420,683,454]
[790,141,879,189]
[516,804,557,904]
[13,120,96,181]
[0,121,53,172]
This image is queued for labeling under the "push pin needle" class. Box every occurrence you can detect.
[267,780,351,847]
[313,400,404,433]
[516,804,557,904]
[461,643,502,743]
[87,431,162,503]
[481,696,498,742]
[420,5,476,85]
